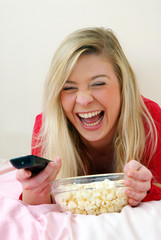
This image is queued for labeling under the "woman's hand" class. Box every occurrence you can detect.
[16,157,61,205]
[124,160,152,206]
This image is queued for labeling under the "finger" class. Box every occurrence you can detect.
[24,164,60,195]
[32,157,62,194]
[127,168,152,181]
[35,157,61,183]
[48,157,62,181]
[20,163,54,190]
[16,169,32,181]
[124,177,151,192]
[35,157,62,189]
[33,162,56,183]
[23,157,62,190]
[128,198,140,207]
[124,160,142,173]
[125,187,146,202]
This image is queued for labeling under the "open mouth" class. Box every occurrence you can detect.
[77,110,104,127]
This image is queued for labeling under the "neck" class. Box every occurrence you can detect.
[82,136,113,154]
[81,139,115,174]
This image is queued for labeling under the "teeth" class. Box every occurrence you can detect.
[81,115,103,127]
[78,111,101,119]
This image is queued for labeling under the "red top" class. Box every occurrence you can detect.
[31,97,161,202]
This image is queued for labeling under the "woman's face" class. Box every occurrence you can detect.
[60,54,121,147]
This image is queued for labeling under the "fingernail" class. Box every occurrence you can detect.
[55,157,61,165]
[25,170,31,177]
[127,170,134,177]
[49,162,55,168]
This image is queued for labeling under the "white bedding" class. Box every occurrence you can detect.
[0,162,161,240]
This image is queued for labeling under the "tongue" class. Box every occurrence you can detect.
[82,113,101,124]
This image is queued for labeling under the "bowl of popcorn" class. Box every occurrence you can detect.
[51,173,128,215]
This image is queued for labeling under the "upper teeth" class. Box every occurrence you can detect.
[78,111,101,119]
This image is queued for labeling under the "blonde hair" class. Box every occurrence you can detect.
[35,27,157,178]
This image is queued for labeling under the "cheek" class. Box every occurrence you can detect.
[60,93,75,117]
[60,93,67,112]
[108,89,121,121]
[97,87,121,118]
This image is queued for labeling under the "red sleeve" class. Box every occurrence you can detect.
[142,179,161,202]
[18,114,43,201]
[19,193,23,200]
[31,113,43,156]
[142,97,161,201]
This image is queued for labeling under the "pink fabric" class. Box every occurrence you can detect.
[0,165,161,240]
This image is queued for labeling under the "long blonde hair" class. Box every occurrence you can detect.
[35,27,157,178]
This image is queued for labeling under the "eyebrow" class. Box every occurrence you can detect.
[66,74,109,84]
[91,74,109,80]
[65,80,77,84]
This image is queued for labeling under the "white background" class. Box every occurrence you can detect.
[0,0,161,160]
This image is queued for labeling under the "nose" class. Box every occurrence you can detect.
[76,90,93,106]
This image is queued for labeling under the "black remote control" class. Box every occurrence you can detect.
[10,155,51,176]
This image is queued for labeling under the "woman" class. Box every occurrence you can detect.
[17,27,161,206]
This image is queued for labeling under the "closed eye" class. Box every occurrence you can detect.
[62,86,77,91]
[91,82,106,87]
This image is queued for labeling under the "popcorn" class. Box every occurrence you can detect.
[53,179,128,215]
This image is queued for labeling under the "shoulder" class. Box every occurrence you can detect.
[142,96,161,111]
[142,97,161,182]
[142,96,161,121]
[33,113,42,134]
[31,113,42,156]
[35,113,42,124]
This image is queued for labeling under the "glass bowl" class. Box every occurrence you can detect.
[51,173,128,215]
